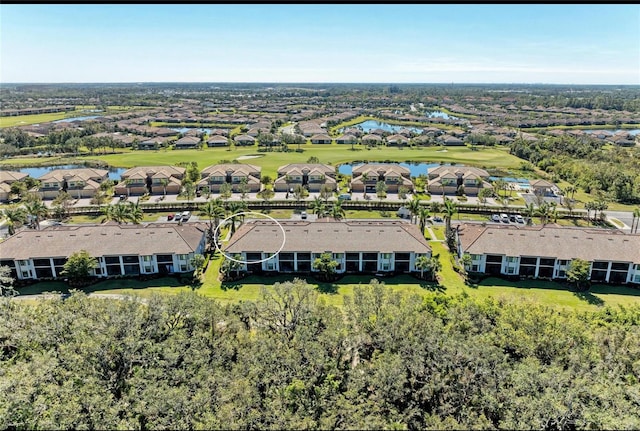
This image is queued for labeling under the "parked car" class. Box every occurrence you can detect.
[119,194,127,201]
[173,213,182,221]
[338,194,352,201]
[182,211,191,221]
[491,214,501,222]
[301,211,308,219]
[500,213,510,223]
[167,213,174,221]
[515,214,525,224]
[509,214,517,222]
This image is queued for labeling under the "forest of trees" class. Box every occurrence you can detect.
[2,279,640,430]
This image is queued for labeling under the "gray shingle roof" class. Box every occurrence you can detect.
[0,223,207,260]
[458,223,640,262]
[225,220,431,254]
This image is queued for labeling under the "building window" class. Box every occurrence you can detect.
[472,265,479,272]
[381,253,392,260]
[21,271,30,278]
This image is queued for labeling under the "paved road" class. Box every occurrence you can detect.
[606,210,637,233]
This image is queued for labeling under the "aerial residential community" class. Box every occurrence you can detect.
[2,4,640,430]
[1,83,639,288]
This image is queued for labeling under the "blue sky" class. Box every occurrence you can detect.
[1,4,639,85]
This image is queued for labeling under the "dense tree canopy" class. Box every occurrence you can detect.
[2,279,640,430]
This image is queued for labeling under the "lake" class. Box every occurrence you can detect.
[170,127,212,134]
[583,129,640,136]
[53,115,102,123]
[338,162,448,177]
[339,120,424,135]
[13,165,127,181]
[425,110,458,120]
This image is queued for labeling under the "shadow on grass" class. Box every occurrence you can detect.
[419,281,446,293]
[221,281,243,291]
[219,272,425,294]
[478,276,640,302]
[572,290,605,306]
[18,276,187,297]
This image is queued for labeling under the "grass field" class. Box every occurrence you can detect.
[0,106,145,128]
[63,144,523,180]
[17,237,640,313]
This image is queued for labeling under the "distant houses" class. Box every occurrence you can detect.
[273,163,337,192]
[198,163,262,193]
[114,166,186,196]
[350,163,414,194]
[427,166,492,196]
[37,168,109,200]
[0,170,28,202]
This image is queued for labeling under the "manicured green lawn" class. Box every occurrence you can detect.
[67,144,522,180]
[19,236,640,313]
[0,106,146,128]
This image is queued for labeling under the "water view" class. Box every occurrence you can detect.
[53,115,102,123]
[339,120,424,135]
[583,129,640,136]
[170,127,212,134]
[425,110,458,120]
[13,165,127,181]
[338,162,449,177]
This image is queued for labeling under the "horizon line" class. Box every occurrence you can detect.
[2,81,639,87]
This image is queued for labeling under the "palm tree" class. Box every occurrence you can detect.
[330,200,346,221]
[460,253,473,275]
[24,200,49,230]
[493,178,507,199]
[159,178,169,197]
[415,255,430,280]
[564,185,577,202]
[2,207,27,236]
[107,202,130,224]
[361,172,370,199]
[536,202,551,225]
[418,206,430,236]
[584,201,594,224]
[309,195,326,218]
[443,197,457,237]
[202,198,226,250]
[226,201,247,236]
[407,197,421,224]
[127,201,144,224]
[524,202,536,225]
[563,195,576,217]
[427,256,442,282]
